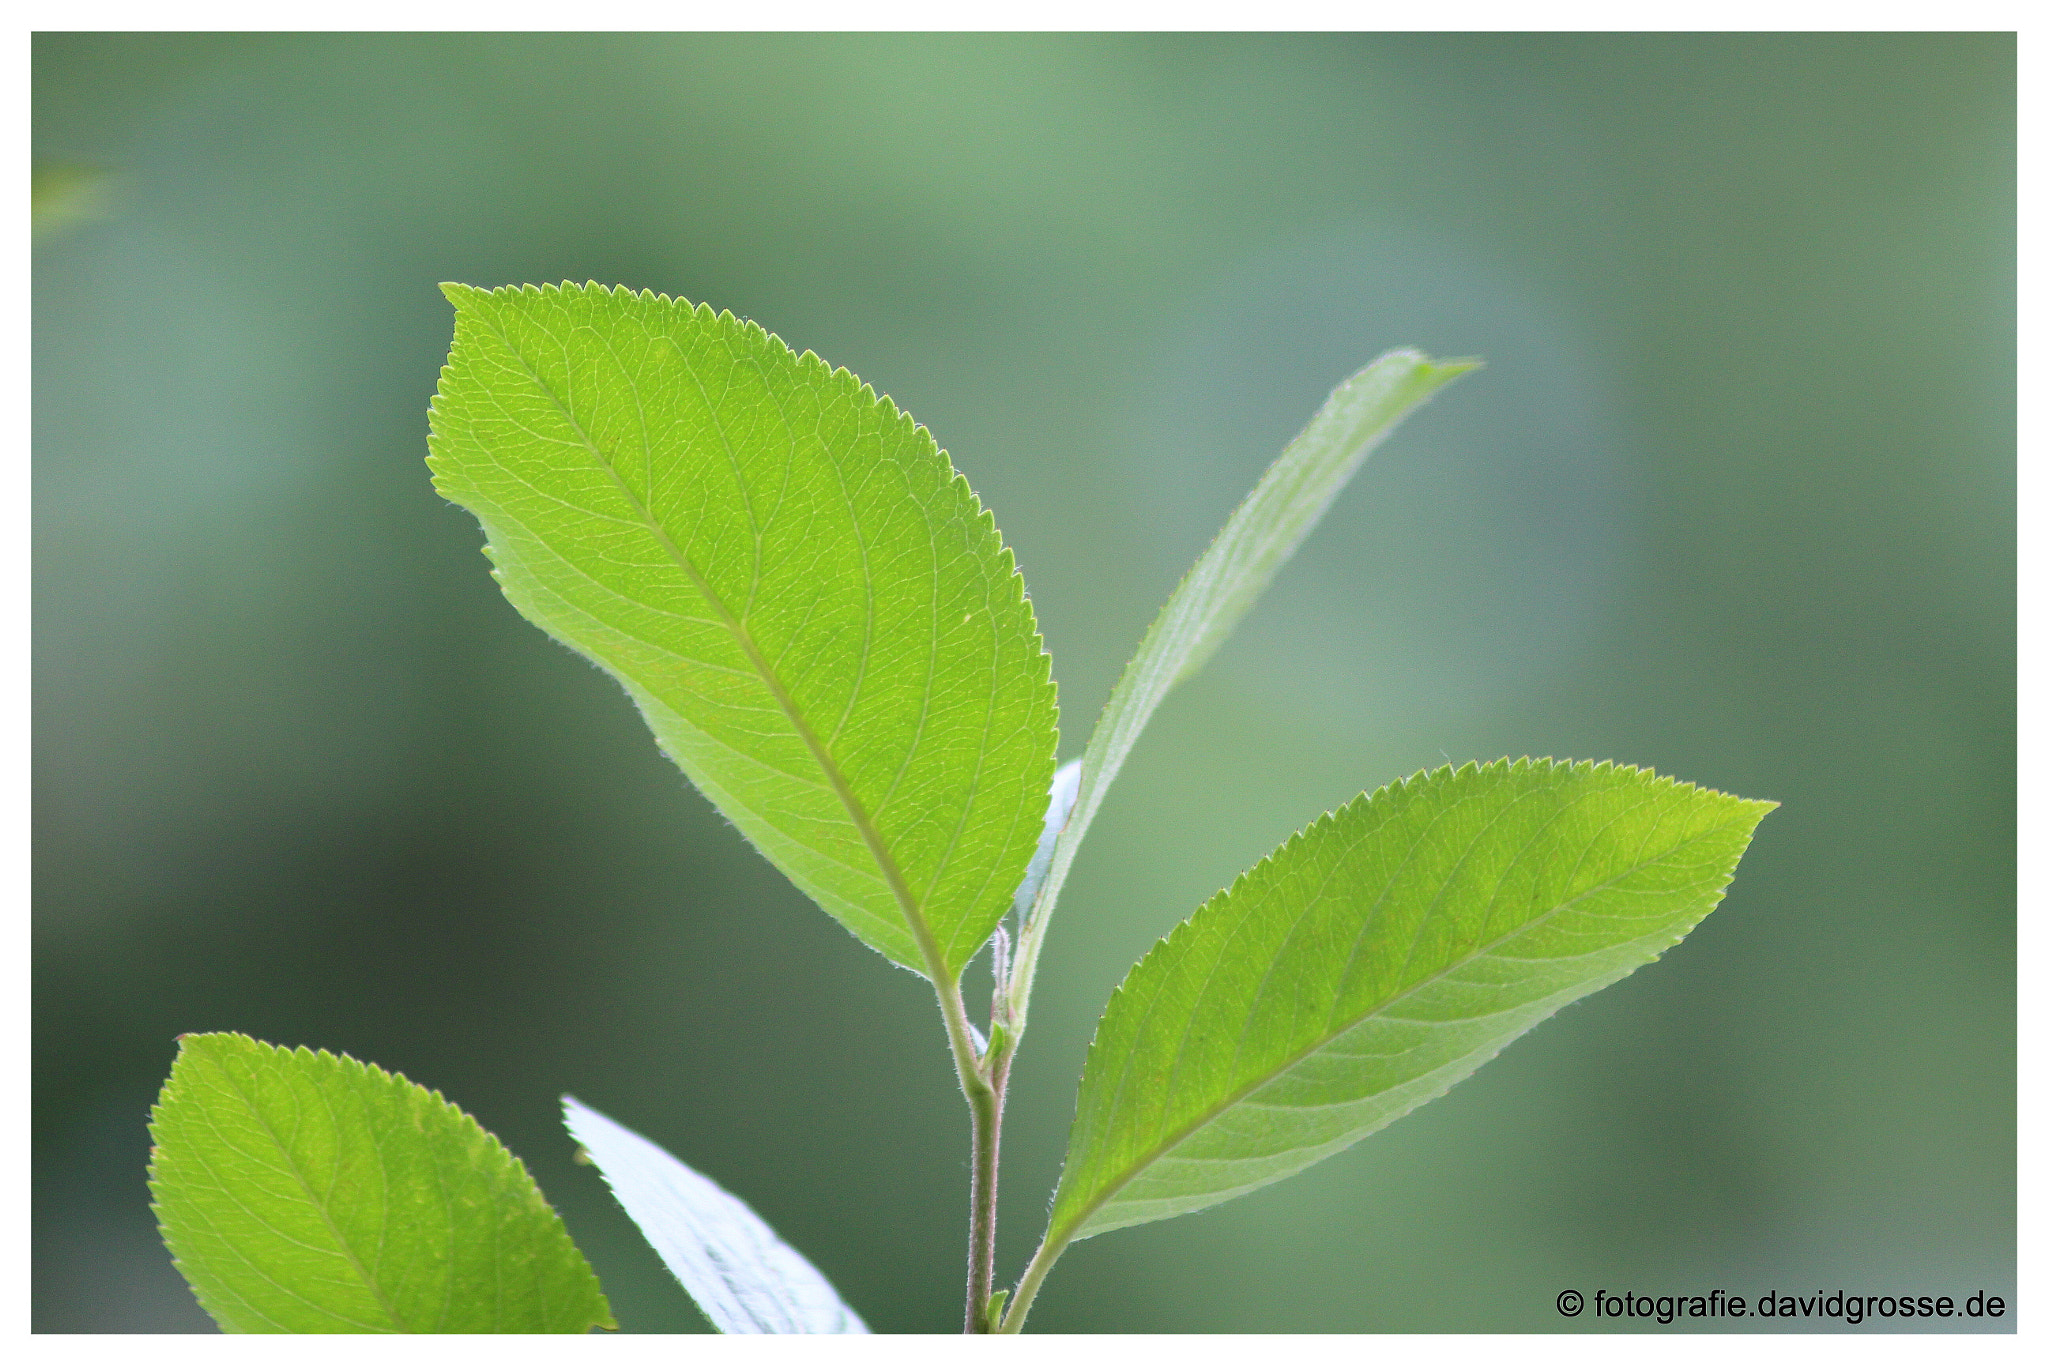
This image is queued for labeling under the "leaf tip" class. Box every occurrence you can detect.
[439,280,491,311]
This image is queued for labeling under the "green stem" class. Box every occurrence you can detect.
[929,971,1003,1333]
[929,970,985,1102]
[983,777,1080,1331]
[963,1042,1010,1332]
[996,1222,1072,1334]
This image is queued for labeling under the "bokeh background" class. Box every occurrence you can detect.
[33,33,2014,1333]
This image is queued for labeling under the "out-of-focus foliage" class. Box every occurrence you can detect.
[35,34,2012,1332]
[32,163,113,239]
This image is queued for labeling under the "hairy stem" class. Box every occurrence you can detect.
[996,1221,1071,1334]
[964,1043,1010,1332]
[929,972,985,1099]
[928,970,1004,1333]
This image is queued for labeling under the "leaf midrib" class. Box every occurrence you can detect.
[468,307,954,984]
[1053,809,1745,1240]
[200,1051,408,1332]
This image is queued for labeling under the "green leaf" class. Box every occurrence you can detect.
[1009,350,1475,1014]
[564,1097,867,1333]
[149,1033,614,1334]
[1048,759,1774,1244]
[428,282,1058,981]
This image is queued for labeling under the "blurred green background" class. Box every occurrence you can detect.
[33,33,2013,1333]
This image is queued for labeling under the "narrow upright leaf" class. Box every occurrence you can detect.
[428,283,1058,980]
[564,1097,867,1334]
[1011,352,1475,1008]
[1048,759,1773,1244]
[1011,759,1083,920]
[149,1034,613,1334]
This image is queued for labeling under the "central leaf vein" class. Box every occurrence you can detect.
[1061,813,1748,1237]
[473,310,952,983]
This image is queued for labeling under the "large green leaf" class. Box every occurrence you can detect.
[428,283,1058,980]
[1048,759,1773,1244]
[149,1033,614,1334]
[1008,350,1475,1014]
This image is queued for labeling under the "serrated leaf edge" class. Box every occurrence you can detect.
[426,281,1060,979]
[149,1032,615,1334]
[1049,757,1775,1242]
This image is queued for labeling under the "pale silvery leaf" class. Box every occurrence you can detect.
[564,1096,867,1334]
